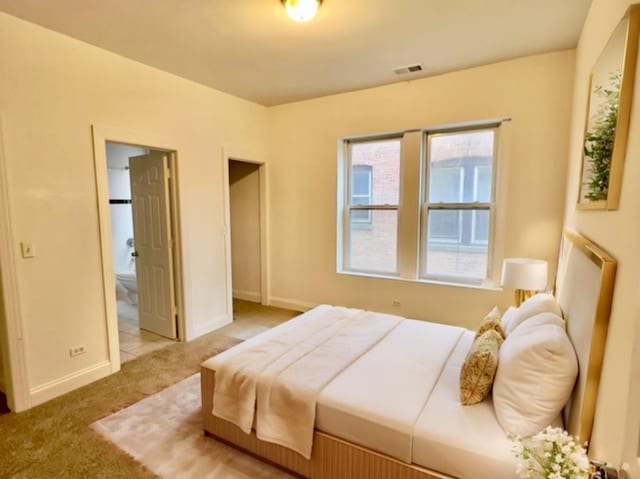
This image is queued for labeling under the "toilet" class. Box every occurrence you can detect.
[116,271,138,305]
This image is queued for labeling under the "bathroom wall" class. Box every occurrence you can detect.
[106,142,147,274]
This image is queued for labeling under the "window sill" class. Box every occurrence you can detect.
[337,270,502,292]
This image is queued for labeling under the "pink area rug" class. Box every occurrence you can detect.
[91,374,295,479]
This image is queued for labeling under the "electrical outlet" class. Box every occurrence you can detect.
[69,345,86,357]
[392,300,401,307]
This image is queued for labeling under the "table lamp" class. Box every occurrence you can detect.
[501,258,548,306]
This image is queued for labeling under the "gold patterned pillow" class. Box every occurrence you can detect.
[460,329,504,405]
[475,306,505,340]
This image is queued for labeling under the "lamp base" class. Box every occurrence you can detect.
[514,289,536,307]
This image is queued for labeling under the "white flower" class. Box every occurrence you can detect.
[510,427,589,479]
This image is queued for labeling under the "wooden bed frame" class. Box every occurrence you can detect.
[201,229,616,479]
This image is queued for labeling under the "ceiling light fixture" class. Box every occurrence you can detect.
[282,0,322,23]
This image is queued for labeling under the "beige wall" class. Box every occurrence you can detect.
[0,13,267,408]
[229,160,262,302]
[0,273,6,395]
[266,50,575,328]
[564,0,640,471]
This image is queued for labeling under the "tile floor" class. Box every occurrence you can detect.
[117,301,176,363]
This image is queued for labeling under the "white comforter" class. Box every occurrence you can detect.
[204,305,521,479]
[208,305,402,458]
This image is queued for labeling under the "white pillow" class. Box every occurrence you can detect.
[502,293,563,336]
[501,306,517,333]
[493,312,578,437]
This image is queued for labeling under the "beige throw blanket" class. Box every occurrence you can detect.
[210,305,403,459]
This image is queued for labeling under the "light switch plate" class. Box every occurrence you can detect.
[20,242,35,258]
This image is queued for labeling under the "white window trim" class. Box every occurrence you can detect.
[341,136,401,276]
[422,127,498,285]
[336,118,509,289]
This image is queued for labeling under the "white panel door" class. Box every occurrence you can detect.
[129,151,177,339]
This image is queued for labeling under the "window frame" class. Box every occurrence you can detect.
[421,127,498,285]
[341,135,402,275]
[337,119,506,289]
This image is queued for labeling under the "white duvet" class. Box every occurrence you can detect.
[208,305,402,458]
[205,305,520,479]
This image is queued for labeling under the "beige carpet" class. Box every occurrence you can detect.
[0,301,299,478]
[91,374,295,479]
[0,334,241,478]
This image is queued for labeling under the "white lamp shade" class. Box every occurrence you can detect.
[501,258,548,291]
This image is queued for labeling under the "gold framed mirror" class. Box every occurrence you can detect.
[577,5,640,210]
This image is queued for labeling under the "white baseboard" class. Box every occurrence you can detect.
[232,289,261,303]
[29,360,112,408]
[188,313,232,340]
[268,296,317,312]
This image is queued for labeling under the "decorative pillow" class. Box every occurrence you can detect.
[475,306,505,339]
[493,312,578,436]
[502,293,563,336]
[460,329,504,405]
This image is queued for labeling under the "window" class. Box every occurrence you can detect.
[338,121,502,286]
[424,130,496,282]
[345,138,401,274]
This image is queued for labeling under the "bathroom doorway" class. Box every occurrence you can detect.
[105,142,180,363]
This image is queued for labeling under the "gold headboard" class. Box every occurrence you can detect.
[555,230,616,447]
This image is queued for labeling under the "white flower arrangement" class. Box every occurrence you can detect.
[510,426,591,479]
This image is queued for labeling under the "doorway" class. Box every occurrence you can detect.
[228,159,265,305]
[102,140,182,364]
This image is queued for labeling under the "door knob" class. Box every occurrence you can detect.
[131,251,139,257]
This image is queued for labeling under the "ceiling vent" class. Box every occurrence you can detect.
[393,64,423,75]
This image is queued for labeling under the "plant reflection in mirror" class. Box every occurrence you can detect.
[583,72,621,201]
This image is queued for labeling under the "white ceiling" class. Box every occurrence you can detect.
[0,0,591,106]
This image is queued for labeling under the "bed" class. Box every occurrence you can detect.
[200,230,616,479]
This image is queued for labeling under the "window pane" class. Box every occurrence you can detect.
[429,167,462,203]
[352,167,371,196]
[349,209,397,273]
[428,209,461,242]
[351,139,400,205]
[474,166,491,202]
[352,195,370,206]
[429,130,494,203]
[472,209,489,243]
[351,209,371,223]
[425,209,488,280]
